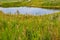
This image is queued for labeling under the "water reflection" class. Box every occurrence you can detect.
[0,7,60,15]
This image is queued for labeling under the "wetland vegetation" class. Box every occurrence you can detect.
[0,11,60,40]
[0,0,60,9]
[0,0,60,40]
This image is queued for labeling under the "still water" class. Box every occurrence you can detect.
[0,7,60,15]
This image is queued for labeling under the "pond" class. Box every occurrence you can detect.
[0,7,60,15]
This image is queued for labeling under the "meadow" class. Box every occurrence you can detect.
[0,0,60,9]
[0,11,60,40]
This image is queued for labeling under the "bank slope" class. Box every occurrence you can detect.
[0,0,60,9]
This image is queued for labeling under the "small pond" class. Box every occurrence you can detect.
[0,7,60,15]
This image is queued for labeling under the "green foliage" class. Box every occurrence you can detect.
[0,0,60,9]
[0,12,60,40]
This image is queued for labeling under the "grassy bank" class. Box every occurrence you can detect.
[0,0,60,9]
[0,11,60,40]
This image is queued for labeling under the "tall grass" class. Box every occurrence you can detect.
[0,11,60,40]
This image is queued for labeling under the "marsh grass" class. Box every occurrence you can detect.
[0,0,60,9]
[0,11,60,40]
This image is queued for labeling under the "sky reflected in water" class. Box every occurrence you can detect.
[0,7,60,15]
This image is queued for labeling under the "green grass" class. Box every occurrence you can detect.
[0,11,60,40]
[0,0,60,9]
